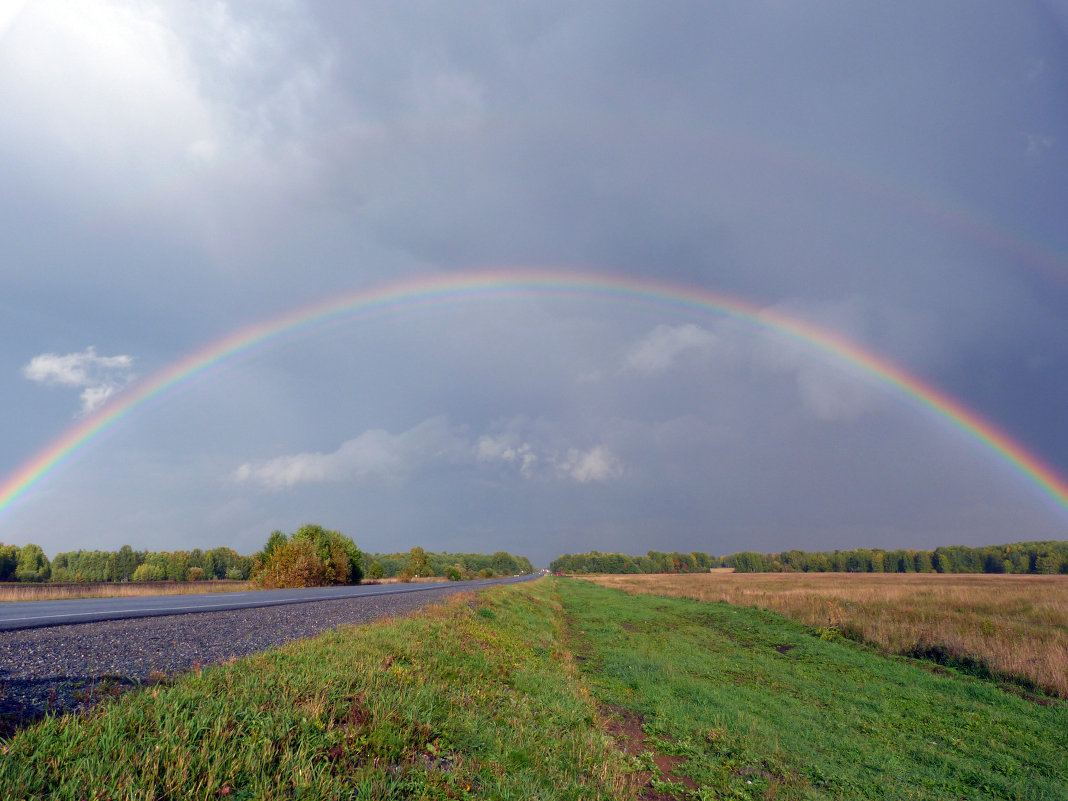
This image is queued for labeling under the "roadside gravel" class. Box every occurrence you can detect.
[0,582,476,736]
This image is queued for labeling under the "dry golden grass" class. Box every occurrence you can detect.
[582,571,1068,698]
[0,580,253,603]
[0,575,454,602]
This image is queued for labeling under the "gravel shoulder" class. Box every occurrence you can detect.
[0,582,478,737]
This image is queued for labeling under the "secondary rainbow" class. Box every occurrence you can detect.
[2,268,1068,522]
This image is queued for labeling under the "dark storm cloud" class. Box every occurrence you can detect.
[0,1,1065,564]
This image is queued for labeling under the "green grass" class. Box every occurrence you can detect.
[559,578,1068,800]
[1,578,1065,800]
[0,583,631,800]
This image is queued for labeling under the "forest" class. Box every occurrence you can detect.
[550,550,717,575]
[364,548,534,581]
[0,542,255,583]
[0,534,534,585]
[551,540,1068,575]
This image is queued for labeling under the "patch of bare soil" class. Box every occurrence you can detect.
[601,704,697,801]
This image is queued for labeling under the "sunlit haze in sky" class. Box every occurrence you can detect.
[2,2,1067,565]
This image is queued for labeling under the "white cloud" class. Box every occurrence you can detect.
[789,362,874,422]
[0,0,333,226]
[555,446,624,483]
[753,298,890,422]
[233,417,467,490]
[620,304,887,422]
[621,323,718,374]
[23,346,135,415]
[0,0,29,42]
[0,1,217,189]
[237,416,626,490]
[474,419,623,483]
[475,434,538,476]
[1024,132,1054,156]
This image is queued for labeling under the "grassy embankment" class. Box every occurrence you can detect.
[583,571,1068,699]
[2,578,1066,799]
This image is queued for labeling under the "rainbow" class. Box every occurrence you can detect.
[2,268,1068,523]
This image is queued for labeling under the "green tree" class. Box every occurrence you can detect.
[255,539,328,589]
[1036,552,1062,574]
[50,553,72,582]
[132,563,165,581]
[407,546,431,578]
[0,546,15,585]
[114,545,137,581]
[264,530,288,560]
[291,524,363,584]
[731,552,766,573]
[16,544,50,582]
[166,551,190,582]
[254,525,364,588]
[808,552,830,572]
[491,551,520,575]
[932,548,955,573]
[0,545,16,581]
[692,551,714,570]
[847,550,872,573]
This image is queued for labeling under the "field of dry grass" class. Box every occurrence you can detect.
[0,575,455,603]
[0,580,254,603]
[582,571,1068,698]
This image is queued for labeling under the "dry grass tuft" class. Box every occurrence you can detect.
[582,572,1068,698]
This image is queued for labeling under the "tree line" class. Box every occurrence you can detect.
[725,540,1068,574]
[0,526,535,587]
[0,543,254,583]
[365,548,534,581]
[550,550,717,575]
[550,541,1068,576]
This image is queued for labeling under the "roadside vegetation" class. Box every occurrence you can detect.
[584,571,1068,699]
[0,529,532,597]
[0,581,632,800]
[252,525,364,589]
[2,578,1065,799]
[0,579,253,603]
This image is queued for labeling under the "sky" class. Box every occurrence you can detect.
[1,1,1067,567]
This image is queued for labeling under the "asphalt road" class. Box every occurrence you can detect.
[0,574,539,631]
